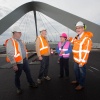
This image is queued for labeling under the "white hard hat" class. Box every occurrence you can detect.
[75,21,84,27]
[11,26,21,32]
[39,27,46,32]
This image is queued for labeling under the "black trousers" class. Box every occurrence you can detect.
[38,56,49,79]
[59,57,69,77]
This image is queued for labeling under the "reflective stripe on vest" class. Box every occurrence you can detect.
[6,38,23,63]
[59,48,68,51]
[79,37,87,63]
[58,41,70,58]
[72,50,90,53]
[39,36,49,51]
[82,39,90,63]
[40,46,48,51]
[73,57,87,63]
[12,38,21,58]
[71,38,74,43]
[73,37,91,64]
[61,52,70,58]
[38,36,49,55]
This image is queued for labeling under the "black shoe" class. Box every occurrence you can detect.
[17,89,22,95]
[29,83,38,88]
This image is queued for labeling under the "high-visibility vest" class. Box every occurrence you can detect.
[38,36,49,55]
[69,32,93,66]
[58,41,70,58]
[6,38,28,63]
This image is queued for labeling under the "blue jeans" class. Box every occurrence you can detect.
[74,62,86,86]
[15,58,34,89]
[38,56,49,79]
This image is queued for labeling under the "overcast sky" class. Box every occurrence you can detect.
[0,0,100,44]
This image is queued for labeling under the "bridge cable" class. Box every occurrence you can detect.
[23,14,29,43]
[38,12,56,41]
[37,12,51,41]
[19,14,27,27]
[40,13,60,34]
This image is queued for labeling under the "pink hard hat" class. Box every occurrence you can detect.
[60,33,67,38]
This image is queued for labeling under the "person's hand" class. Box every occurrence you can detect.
[67,37,70,40]
[39,56,43,60]
[60,50,64,54]
[79,64,83,67]
[50,49,54,54]
[13,65,18,71]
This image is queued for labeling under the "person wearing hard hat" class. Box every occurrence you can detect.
[69,21,93,90]
[56,33,72,79]
[36,27,51,84]
[6,26,38,94]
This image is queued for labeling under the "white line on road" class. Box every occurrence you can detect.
[88,69,93,72]
[90,66,100,71]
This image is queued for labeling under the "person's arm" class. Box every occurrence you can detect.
[6,39,16,66]
[56,44,60,54]
[68,37,74,44]
[79,38,92,67]
[36,37,41,57]
[23,41,28,58]
[36,37,43,60]
[68,35,78,44]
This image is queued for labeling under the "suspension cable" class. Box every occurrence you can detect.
[37,12,51,41]
[38,12,56,41]
[40,13,60,34]
[19,14,27,27]
[23,14,29,43]
[25,13,30,43]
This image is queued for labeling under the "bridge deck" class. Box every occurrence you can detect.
[0,50,100,100]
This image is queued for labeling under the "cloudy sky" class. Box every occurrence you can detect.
[0,0,100,44]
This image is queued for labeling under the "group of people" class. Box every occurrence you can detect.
[5,21,93,94]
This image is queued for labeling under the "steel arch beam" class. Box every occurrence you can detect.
[0,1,100,42]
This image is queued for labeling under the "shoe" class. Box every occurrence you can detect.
[37,79,42,84]
[44,76,51,80]
[17,89,22,95]
[29,83,38,88]
[71,81,78,84]
[75,85,84,91]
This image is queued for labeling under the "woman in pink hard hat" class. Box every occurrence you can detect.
[56,33,72,79]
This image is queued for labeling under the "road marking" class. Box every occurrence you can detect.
[90,66,99,71]
[0,54,6,57]
[0,63,12,69]
[88,69,93,72]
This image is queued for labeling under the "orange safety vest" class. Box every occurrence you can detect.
[6,38,28,63]
[69,32,93,66]
[38,36,49,55]
[4,39,9,46]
